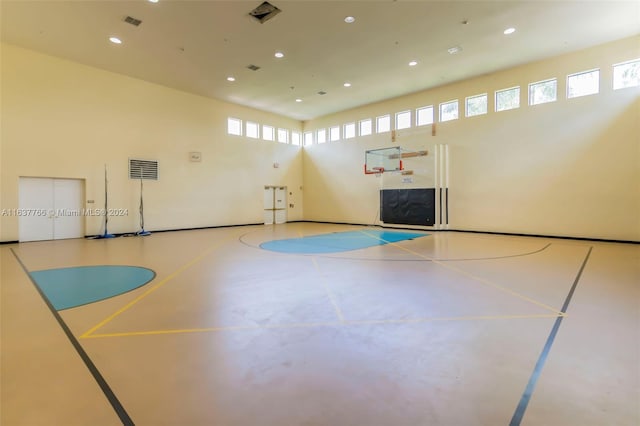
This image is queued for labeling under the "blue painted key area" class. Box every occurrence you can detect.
[30,265,155,310]
[260,230,428,254]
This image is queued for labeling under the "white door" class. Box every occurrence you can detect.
[19,178,55,242]
[18,177,84,242]
[274,187,287,224]
[263,186,287,225]
[53,179,84,239]
[263,186,275,225]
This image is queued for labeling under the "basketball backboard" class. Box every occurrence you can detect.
[364,147,402,174]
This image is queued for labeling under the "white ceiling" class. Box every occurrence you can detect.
[1,1,639,121]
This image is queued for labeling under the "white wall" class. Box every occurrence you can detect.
[302,36,640,241]
[0,44,304,241]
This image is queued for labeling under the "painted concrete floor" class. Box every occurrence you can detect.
[1,223,638,426]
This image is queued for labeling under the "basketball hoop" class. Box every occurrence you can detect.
[364,165,385,175]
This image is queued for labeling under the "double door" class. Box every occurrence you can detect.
[18,177,84,242]
[263,186,287,225]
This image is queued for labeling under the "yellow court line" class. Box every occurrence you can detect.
[81,313,563,339]
[358,230,564,315]
[83,321,343,339]
[80,235,237,338]
[312,256,346,322]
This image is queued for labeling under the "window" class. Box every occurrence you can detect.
[329,126,340,141]
[613,59,640,90]
[344,122,356,139]
[246,121,259,139]
[303,131,314,146]
[529,79,557,105]
[495,87,520,112]
[466,94,488,117]
[262,125,275,141]
[277,128,289,144]
[359,119,372,136]
[376,115,391,133]
[317,129,327,144]
[395,110,411,129]
[439,100,459,122]
[416,106,434,126]
[567,69,600,98]
[227,117,242,136]
[291,131,301,146]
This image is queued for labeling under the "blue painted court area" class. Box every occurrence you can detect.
[30,265,155,310]
[260,230,428,254]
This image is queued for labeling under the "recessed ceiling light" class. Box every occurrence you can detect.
[227,77,236,82]
[344,16,355,24]
[109,37,122,44]
[274,51,284,58]
[343,82,352,87]
[409,60,418,66]
[148,0,159,3]
[504,27,516,35]
[295,98,302,103]
[447,46,462,54]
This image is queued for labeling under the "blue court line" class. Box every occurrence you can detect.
[509,246,593,426]
[260,230,428,254]
[30,265,155,310]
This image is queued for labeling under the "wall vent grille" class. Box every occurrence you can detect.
[129,159,158,180]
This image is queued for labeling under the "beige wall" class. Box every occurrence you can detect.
[2,37,639,243]
[0,44,304,241]
[303,36,640,241]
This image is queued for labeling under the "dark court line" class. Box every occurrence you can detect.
[509,246,593,426]
[10,249,134,426]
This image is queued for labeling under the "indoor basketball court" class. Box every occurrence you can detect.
[3,223,638,425]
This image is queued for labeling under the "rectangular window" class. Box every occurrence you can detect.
[303,131,314,146]
[439,100,459,122]
[262,125,275,141]
[359,119,372,136]
[416,106,434,126]
[613,59,640,90]
[277,128,289,144]
[567,69,600,98]
[495,87,520,112]
[344,122,356,139]
[466,94,488,117]
[291,131,301,146]
[376,115,391,133]
[246,121,259,139]
[316,129,327,144]
[227,117,242,136]
[395,110,411,129]
[329,126,340,141]
[529,79,557,105]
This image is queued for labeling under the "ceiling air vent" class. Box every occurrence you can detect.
[123,16,142,27]
[317,91,327,95]
[249,1,281,24]
[247,64,261,71]
[129,159,158,180]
